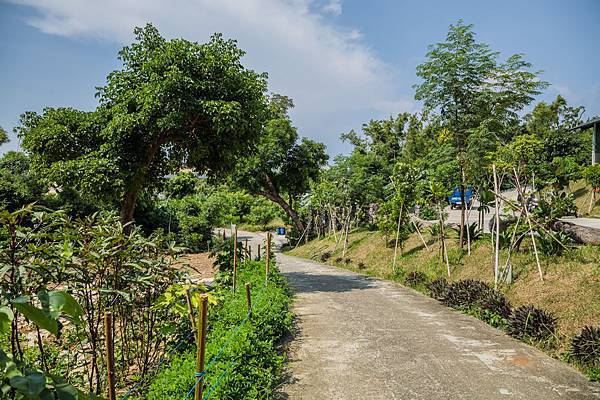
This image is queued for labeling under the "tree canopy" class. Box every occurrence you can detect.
[232,94,328,233]
[17,24,268,224]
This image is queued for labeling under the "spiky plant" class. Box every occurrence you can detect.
[571,326,600,368]
[319,251,332,262]
[404,271,428,288]
[335,257,343,263]
[442,279,492,310]
[357,261,366,270]
[344,258,352,265]
[508,305,557,343]
[481,291,512,319]
[428,277,448,300]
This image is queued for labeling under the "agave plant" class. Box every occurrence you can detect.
[571,326,600,367]
[507,305,557,343]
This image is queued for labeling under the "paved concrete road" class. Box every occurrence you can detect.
[278,255,600,400]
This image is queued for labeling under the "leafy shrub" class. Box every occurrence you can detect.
[428,278,448,300]
[319,251,332,262]
[537,229,572,257]
[584,164,600,188]
[508,305,557,344]
[533,191,578,221]
[146,261,292,399]
[404,271,428,288]
[418,204,437,220]
[571,326,600,368]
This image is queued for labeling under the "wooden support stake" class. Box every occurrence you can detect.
[249,244,252,261]
[233,226,238,292]
[104,312,116,400]
[265,232,271,284]
[195,296,208,400]
[257,244,261,260]
[245,283,252,315]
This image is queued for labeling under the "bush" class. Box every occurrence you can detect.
[404,271,428,288]
[357,262,366,270]
[428,278,448,300]
[146,261,292,399]
[442,279,492,310]
[571,326,600,369]
[481,291,512,320]
[508,305,557,344]
[418,204,438,220]
[319,251,332,262]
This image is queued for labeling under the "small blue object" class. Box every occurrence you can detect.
[276,227,286,235]
[447,187,473,209]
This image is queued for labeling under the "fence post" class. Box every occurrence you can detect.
[265,232,271,285]
[104,312,116,400]
[257,244,261,260]
[233,226,238,292]
[245,283,252,316]
[248,244,252,261]
[195,295,208,400]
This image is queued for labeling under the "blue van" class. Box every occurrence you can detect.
[448,187,473,209]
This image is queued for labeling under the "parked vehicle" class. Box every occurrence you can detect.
[448,187,473,209]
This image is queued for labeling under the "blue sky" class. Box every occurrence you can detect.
[1,0,599,156]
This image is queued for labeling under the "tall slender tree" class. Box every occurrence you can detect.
[414,20,548,249]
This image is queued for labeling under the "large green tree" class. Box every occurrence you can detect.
[0,151,46,211]
[0,126,8,146]
[233,94,328,233]
[414,20,548,247]
[17,24,268,225]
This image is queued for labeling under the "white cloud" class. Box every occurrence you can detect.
[321,0,342,16]
[10,0,415,154]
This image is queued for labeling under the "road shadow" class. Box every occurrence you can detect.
[282,271,375,294]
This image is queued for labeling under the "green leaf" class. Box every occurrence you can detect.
[48,291,84,325]
[0,306,14,334]
[11,299,59,336]
[10,371,46,397]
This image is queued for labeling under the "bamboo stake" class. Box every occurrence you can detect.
[493,165,501,289]
[513,168,543,282]
[412,219,429,251]
[104,312,116,400]
[265,232,271,284]
[245,283,252,316]
[392,207,402,271]
[194,296,208,400]
[233,226,238,292]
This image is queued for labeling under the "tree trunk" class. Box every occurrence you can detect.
[119,133,165,228]
[259,173,305,234]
